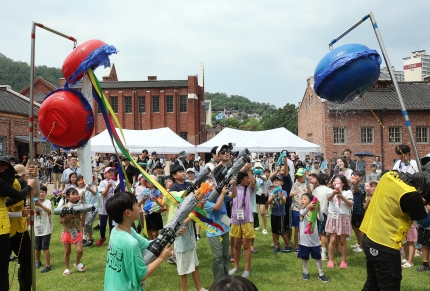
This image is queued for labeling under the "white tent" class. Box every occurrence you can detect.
[196,127,321,152]
[90,127,196,154]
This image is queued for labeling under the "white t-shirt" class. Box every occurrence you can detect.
[34,200,53,236]
[327,189,353,215]
[98,179,118,215]
[393,159,418,174]
[312,185,331,215]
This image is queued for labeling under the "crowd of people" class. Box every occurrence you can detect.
[1,143,430,290]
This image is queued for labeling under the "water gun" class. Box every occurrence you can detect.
[304,197,320,234]
[270,185,282,204]
[276,150,287,167]
[253,168,263,176]
[143,200,161,215]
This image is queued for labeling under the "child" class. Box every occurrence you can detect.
[58,172,78,207]
[97,167,118,246]
[368,164,380,182]
[312,173,331,260]
[416,205,430,272]
[34,185,53,273]
[325,175,354,269]
[77,176,98,247]
[298,193,329,282]
[186,168,196,183]
[143,179,164,240]
[204,181,237,281]
[268,176,292,253]
[104,192,170,290]
[350,171,366,253]
[402,222,418,268]
[59,188,86,276]
[289,168,313,252]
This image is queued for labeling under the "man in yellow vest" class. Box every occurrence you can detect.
[360,170,430,291]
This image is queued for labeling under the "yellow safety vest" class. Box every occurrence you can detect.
[0,196,10,235]
[360,171,416,250]
[8,179,28,237]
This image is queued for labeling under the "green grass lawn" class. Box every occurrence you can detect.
[8,200,429,291]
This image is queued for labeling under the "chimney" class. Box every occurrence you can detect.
[148,76,157,81]
[59,78,66,87]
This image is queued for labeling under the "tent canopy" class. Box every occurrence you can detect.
[90,127,196,154]
[196,127,321,153]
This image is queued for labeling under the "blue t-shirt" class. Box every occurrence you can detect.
[352,183,366,215]
[270,190,287,216]
[204,196,232,237]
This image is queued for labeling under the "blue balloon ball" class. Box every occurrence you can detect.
[314,44,381,103]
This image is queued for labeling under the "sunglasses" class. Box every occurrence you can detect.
[220,150,230,155]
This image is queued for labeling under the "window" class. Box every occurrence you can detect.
[110,96,118,113]
[138,96,145,113]
[361,127,374,144]
[0,136,6,156]
[333,127,345,144]
[152,96,160,113]
[179,132,188,141]
[124,96,132,113]
[180,95,187,112]
[388,127,402,143]
[166,96,174,112]
[417,126,429,143]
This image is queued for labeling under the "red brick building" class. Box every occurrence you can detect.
[21,64,207,146]
[298,77,430,171]
[0,85,44,158]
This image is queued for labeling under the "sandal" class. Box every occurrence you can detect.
[73,262,86,272]
[229,254,234,263]
[63,269,70,276]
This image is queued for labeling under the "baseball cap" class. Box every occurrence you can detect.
[178,151,187,159]
[254,162,264,169]
[216,144,229,156]
[369,179,379,185]
[67,153,72,157]
[104,167,115,174]
[186,168,195,173]
[272,175,283,182]
[14,164,28,176]
[151,151,157,156]
[295,168,306,176]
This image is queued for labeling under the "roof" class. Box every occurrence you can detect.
[327,82,430,112]
[15,136,46,143]
[72,80,189,89]
[0,85,40,116]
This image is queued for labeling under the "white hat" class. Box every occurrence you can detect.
[186,168,195,173]
[254,162,264,169]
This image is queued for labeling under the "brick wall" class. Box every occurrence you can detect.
[298,78,430,172]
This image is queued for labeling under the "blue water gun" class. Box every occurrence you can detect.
[271,185,282,203]
[253,168,263,176]
[276,151,287,166]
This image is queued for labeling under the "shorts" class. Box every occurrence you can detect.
[256,194,268,204]
[35,234,51,250]
[176,248,199,276]
[297,245,321,260]
[406,226,418,242]
[61,231,83,244]
[229,222,256,239]
[417,227,430,248]
[271,215,287,235]
[317,213,327,234]
[146,213,163,231]
[291,210,300,228]
[351,214,364,228]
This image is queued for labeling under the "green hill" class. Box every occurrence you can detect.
[0,53,62,91]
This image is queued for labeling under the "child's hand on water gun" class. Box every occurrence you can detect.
[307,200,316,210]
[150,195,157,202]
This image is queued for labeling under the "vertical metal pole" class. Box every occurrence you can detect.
[29,21,37,291]
[368,13,421,171]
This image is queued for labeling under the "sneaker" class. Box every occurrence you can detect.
[229,268,238,275]
[254,227,259,231]
[85,239,94,247]
[340,261,348,269]
[321,255,328,261]
[197,234,201,240]
[96,237,106,246]
[353,247,363,253]
[265,212,269,217]
[83,239,87,245]
[41,266,51,273]
[402,262,414,268]
[402,259,408,264]
[241,270,250,278]
[294,248,299,253]
[93,224,100,230]
[272,247,280,254]
[327,261,334,268]
[282,246,292,253]
[302,273,310,280]
[262,229,268,235]
[318,274,329,283]
[416,264,430,272]
[351,243,360,249]
[346,236,351,241]
[167,257,176,265]
[35,262,42,269]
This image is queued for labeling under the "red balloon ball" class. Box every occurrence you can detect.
[38,90,94,148]
[62,39,106,84]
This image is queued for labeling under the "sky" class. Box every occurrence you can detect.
[1,0,429,108]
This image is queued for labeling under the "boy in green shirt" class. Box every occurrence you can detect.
[104,192,170,291]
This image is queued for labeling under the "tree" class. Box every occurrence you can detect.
[239,118,262,131]
[261,103,298,134]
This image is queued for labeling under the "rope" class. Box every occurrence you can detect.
[359,94,416,173]
[8,227,26,290]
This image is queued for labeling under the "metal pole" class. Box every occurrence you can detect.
[327,13,421,171]
[368,12,421,171]
[29,21,77,291]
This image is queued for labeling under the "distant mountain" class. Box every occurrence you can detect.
[0,55,62,91]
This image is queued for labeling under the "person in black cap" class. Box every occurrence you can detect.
[147,151,159,173]
[213,145,231,185]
